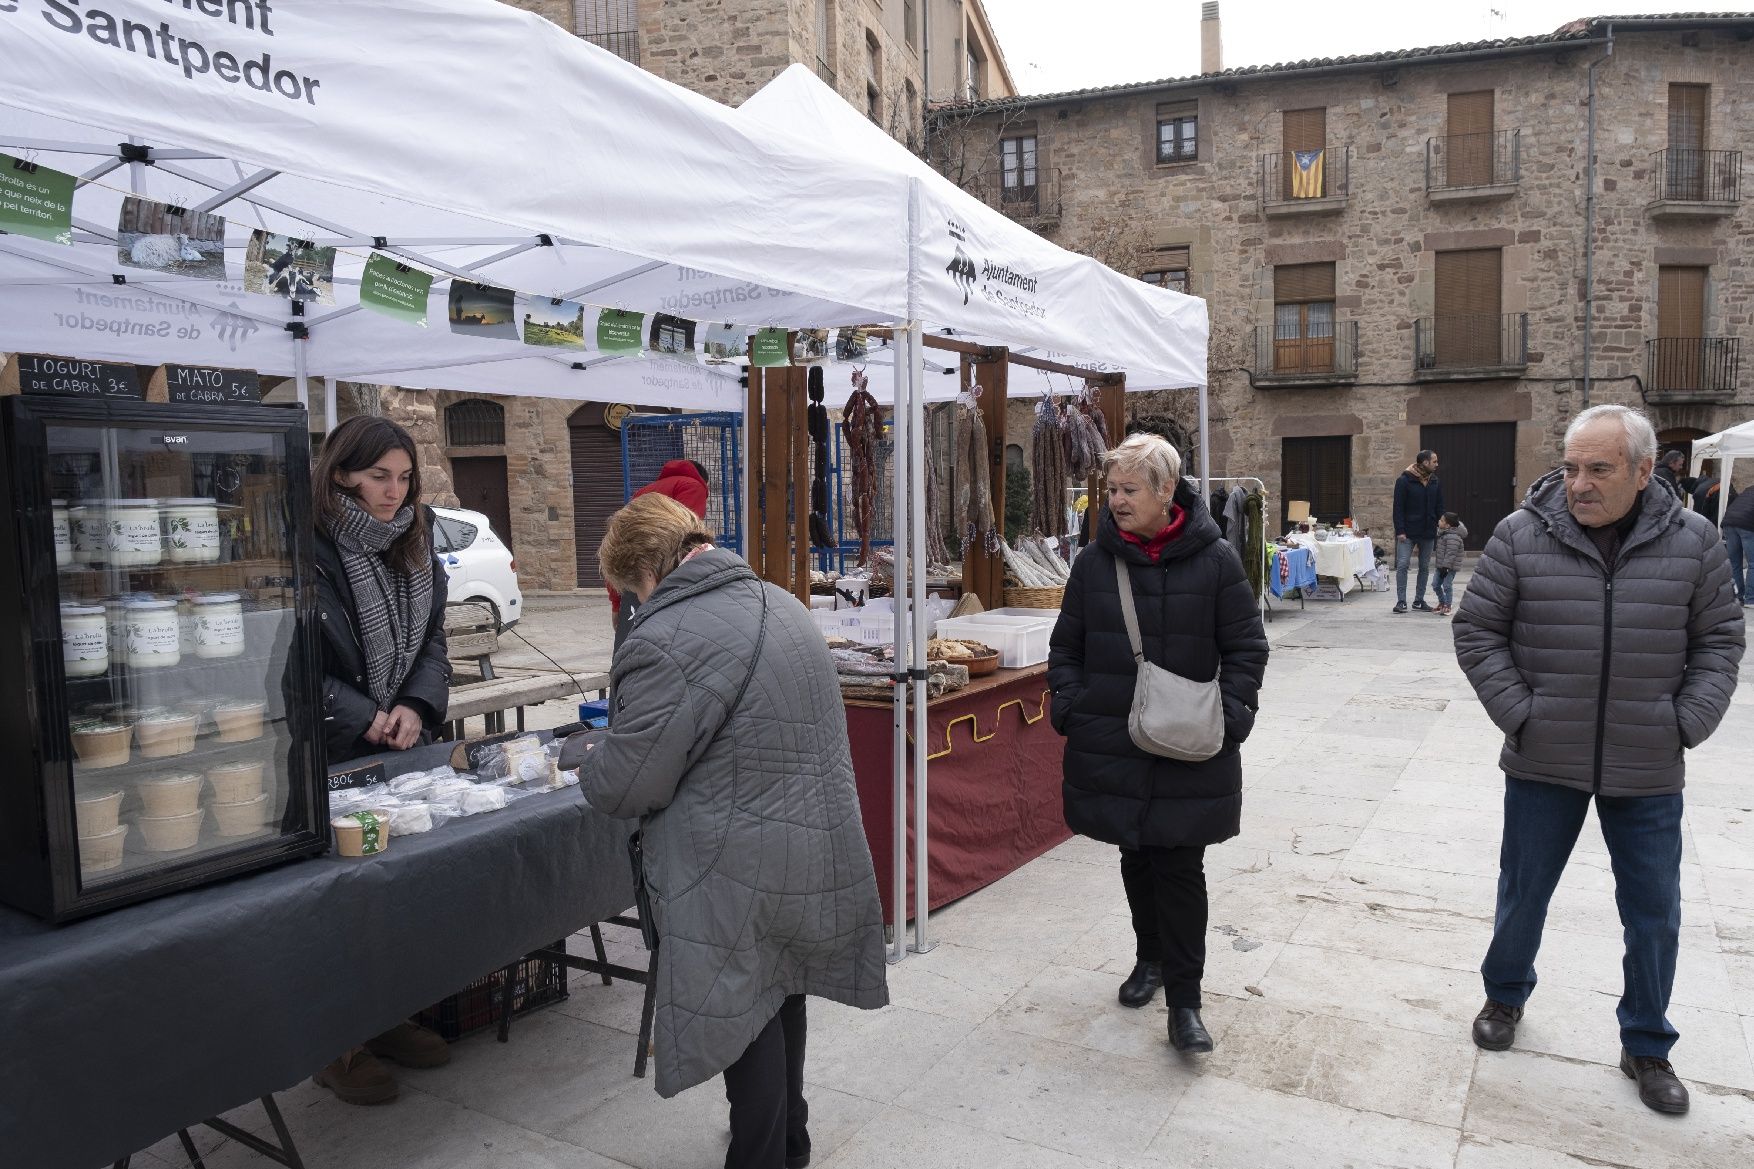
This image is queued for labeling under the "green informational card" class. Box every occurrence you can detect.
[0,154,75,246]
[596,309,645,355]
[359,253,432,326]
[751,327,791,368]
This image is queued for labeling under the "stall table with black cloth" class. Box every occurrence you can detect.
[0,738,636,1169]
[843,665,1071,922]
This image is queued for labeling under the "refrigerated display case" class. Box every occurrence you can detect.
[0,396,327,922]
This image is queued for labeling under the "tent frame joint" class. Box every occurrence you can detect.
[116,142,151,164]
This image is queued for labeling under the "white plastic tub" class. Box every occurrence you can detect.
[934,614,1054,668]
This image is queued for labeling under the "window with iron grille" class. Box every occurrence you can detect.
[1142,246,1191,294]
[1156,101,1198,163]
[573,0,640,64]
[446,399,506,448]
[1001,134,1037,191]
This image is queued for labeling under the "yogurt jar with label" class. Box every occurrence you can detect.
[105,499,163,567]
[160,498,222,564]
[52,500,72,568]
[59,604,108,678]
[123,598,181,668]
[70,501,108,566]
[191,593,246,659]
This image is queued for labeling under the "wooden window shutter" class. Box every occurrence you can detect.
[1274,262,1336,305]
[1668,84,1708,151]
[1282,108,1325,154]
[1155,245,1191,270]
[1657,266,1706,338]
[1447,91,1494,137]
[1446,91,1495,186]
[1435,249,1502,319]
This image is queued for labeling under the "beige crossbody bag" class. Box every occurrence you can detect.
[1114,557,1225,762]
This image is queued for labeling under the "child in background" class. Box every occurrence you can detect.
[1432,511,1468,616]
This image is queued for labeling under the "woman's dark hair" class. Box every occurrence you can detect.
[313,415,430,575]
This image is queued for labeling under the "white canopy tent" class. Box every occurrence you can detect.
[1690,418,1754,528]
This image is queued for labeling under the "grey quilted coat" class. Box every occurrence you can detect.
[1453,470,1743,796]
[580,550,888,1098]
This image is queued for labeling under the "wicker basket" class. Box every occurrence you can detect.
[1002,585,1065,610]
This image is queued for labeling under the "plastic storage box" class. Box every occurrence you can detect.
[934,612,1056,668]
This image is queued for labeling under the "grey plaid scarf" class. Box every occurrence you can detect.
[328,493,433,712]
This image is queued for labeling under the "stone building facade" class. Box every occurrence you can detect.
[940,14,1754,546]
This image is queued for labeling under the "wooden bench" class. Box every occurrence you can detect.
[442,602,606,738]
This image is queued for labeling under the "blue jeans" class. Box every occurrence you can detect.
[1481,777,1684,1058]
[1395,536,1435,605]
[1725,525,1754,602]
[1432,567,1457,607]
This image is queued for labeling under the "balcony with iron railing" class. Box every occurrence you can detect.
[1644,337,1740,403]
[1259,145,1350,216]
[1250,321,1359,388]
[1414,313,1529,380]
[963,168,1062,229]
[1648,148,1741,218]
[1426,130,1520,202]
[582,28,641,65]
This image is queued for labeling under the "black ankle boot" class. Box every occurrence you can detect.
[1170,1008,1213,1053]
[1117,961,1163,1008]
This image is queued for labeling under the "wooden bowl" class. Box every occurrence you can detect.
[964,651,1001,677]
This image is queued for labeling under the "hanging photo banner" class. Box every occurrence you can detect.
[359,253,433,326]
[648,314,696,357]
[448,281,519,341]
[244,231,336,304]
[596,309,645,356]
[792,327,829,364]
[0,154,74,246]
[751,328,791,368]
[834,327,871,363]
[117,195,226,280]
[522,296,586,349]
[700,322,749,364]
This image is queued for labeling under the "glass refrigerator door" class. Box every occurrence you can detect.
[46,414,317,894]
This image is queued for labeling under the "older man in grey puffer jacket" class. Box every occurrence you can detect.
[1453,404,1743,1117]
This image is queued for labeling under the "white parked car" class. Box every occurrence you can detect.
[430,505,522,631]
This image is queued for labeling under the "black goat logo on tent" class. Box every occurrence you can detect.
[947,246,977,305]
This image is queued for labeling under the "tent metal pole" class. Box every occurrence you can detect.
[907,318,934,954]
[323,377,338,435]
[1198,383,1211,500]
[294,339,310,411]
[888,326,911,966]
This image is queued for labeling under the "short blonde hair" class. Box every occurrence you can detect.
[598,494,710,594]
[1102,432,1183,499]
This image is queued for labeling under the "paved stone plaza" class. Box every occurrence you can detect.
[135,572,1753,1168]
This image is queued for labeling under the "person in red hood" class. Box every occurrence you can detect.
[610,460,710,643]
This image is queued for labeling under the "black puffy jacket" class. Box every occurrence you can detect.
[313,507,451,764]
[1047,484,1269,849]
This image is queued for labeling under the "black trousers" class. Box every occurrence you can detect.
[722,994,809,1169]
[1119,845,1208,1008]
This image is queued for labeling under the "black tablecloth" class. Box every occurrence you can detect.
[0,738,636,1169]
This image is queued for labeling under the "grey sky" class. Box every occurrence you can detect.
[981,2,1733,95]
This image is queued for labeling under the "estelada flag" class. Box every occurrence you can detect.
[1291,149,1325,198]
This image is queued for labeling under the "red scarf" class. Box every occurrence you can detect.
[1118,505,1187,562]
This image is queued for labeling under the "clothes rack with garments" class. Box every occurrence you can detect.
[1203,477,1274,620]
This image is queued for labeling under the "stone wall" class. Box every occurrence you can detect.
[948,27,1754,537]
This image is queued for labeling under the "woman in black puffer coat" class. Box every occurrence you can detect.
[1048,433,1268,1053]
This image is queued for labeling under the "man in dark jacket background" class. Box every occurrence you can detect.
[1453,404,1743,1117]
[1392,449,1443,613]
[1652,449,1695,500]
[1721,482,1754,604]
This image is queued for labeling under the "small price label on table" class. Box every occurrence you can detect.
[326,761,385,794]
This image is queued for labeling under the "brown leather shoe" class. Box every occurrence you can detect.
[313,1049,398,1105]
[365,1021,453,1069]
[1620,1049,1689,1115]
[1472,1000,1522,1051]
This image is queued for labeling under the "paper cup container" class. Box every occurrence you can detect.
[74,788,124,837]
[213,701,266,743]
[136,772,203,817]
[206,760,266,804]
[136,809,204,852]
[332,809,392,857]
[136,715,199,758]
[71,723,131,769]
[210,793,271,837]
[79,824,128,873]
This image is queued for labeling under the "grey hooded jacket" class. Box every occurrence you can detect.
[580,550,888,1097]
[1452,470,1743,796]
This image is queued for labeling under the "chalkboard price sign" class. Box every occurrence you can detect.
[16,353,142,399]
[325,761,386,794]
[162,364,261,405]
